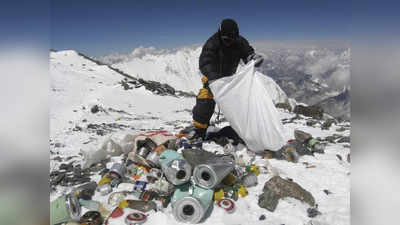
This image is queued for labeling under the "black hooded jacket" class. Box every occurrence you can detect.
[199,32,255,81]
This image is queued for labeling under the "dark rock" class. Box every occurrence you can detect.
[275,102,292,112]
[294,130,312,143]
[336,154,342,161]
[337,136,350,143]
[82,119,87,123]
[258,176,316,212]
[325,136,337,143]
[336,127,346,132]
[73,125,82,131]
[96,129,105,136]
[258,187,280,212]
[52,156,62,162]
[91,105,99,113]
[50,173,65,186]
[59,163,73,172]
[259,215,266,221]
[54,142,65,148]
[347,154,351,163]
[293,105,324,120]
[306,120,318,127]
[307,207,322,218]
[321,119,336,130]
[323,189,332,195]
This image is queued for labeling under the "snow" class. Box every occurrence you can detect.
[50,50,350,225]
[112,47,203,94]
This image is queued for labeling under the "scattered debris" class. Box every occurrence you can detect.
[307,207,322,218]
[337,136,350,143]
[91,105,100,113]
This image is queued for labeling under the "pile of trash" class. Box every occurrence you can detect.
[51,128,324,225]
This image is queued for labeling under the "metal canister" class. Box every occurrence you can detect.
[110,163,125,179]
[80,211,103,225]
[125,212,147,225]
[171,183,213,224]
[137,147,151,158]
[159,150,192,185]
[98,183,112,196]
[146,151,160,168]
[193,155,235,189]
[50,194,81,225]
[79,199,100,211]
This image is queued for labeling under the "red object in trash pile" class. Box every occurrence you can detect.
[287,139,296,144]
[137,130,173,137]
[110,207,124,218]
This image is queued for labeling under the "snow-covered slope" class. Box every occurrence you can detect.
[50,49,350,225]
[110,46,203,94]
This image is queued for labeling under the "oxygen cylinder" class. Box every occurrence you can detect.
[193,155,235,189]
[50,194,81,225]
[159,150,192,185]
[171,183,213,224]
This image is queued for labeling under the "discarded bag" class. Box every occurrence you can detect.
[209,61,285,152]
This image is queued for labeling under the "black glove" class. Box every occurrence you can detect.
[247,53,264,67]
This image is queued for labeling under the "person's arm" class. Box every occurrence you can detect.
[239,37,255,64]
[199,38,219,81]
[240,37,263,67]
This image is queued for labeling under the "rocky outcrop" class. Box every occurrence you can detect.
[258,176,316,212]
[293,105,324,120]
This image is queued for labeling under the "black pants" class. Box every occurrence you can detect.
[192,78,215,129]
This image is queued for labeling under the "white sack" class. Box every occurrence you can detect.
[209,61,285,152]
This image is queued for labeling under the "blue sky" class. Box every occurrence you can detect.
[50,0,354,56]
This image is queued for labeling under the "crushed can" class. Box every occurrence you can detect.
[80,211,103,225]
[146,168,162,183]
[124,199,157,212]
[146,151,160,168]
[137,146,151,159]
[217,198,235,214]
[139,190,158,201]
[159,150,192,185]
[193,155,235,189]
[171,183,214,224]
[98,183,112,196]
[110,163,125,179]
[125,212,147,225]
[50,194,81,225]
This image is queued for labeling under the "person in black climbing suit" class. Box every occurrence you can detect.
[191,18,264,139]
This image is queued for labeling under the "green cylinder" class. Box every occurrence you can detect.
[50,194,81,225]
